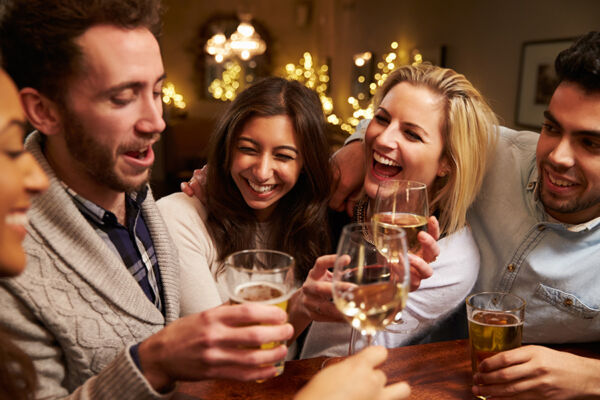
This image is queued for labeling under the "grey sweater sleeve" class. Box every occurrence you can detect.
[0,282,172,400]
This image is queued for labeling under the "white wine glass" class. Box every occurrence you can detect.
[373,179,428,333]
[331,222,409,355]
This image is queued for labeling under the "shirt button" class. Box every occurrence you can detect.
[538,225,546,231]
[507,263,515,272]
[564,298,573,307]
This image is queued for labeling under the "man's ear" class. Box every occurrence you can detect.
[19,87,63,136]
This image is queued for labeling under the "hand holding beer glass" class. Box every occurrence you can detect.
[466,292,525,399]
[220,249,301,377]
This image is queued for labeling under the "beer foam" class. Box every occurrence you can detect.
[231,281,295,305]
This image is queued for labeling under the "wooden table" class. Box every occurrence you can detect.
[173,339,600,400]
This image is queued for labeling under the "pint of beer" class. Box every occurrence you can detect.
[220,249,299,377]
[466,292,526,375]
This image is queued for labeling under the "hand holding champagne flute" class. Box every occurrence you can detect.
[331,222,409,352]
[219,249,301,378]
[373,180,428,333]
[373,180,429,254]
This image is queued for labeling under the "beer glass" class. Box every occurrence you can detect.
[220,249,300,377]
[466,292,525,398]
[373,180,428,333]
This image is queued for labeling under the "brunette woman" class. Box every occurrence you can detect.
[157,77,331,317]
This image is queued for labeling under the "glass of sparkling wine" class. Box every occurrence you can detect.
[466,292,526,399]
[373,179,428,333]
[220,249,300,377]
[331,222,409,356]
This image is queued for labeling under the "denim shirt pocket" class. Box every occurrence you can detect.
[535,283,600,320]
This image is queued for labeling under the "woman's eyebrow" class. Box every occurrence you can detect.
[0,119,28,135]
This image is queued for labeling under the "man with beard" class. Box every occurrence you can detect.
[467,31,600,399]
[331,31,600,399]
[0,1,293,398]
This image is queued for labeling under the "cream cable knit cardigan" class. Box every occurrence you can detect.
[0,132,180,399]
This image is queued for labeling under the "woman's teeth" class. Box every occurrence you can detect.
[6,212,28,227]
[249,181,275,193]
[373,152,400,167]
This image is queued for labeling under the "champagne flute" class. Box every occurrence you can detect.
[373,179,428,333]
[373,180,429,253]
[331,222,409,354]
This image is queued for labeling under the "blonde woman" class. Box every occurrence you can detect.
[301,63,498,357]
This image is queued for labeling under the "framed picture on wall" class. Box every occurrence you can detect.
[515,38,575,129]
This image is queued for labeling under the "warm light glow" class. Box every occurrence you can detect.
[353,51,372,68]
[205,32,230,61]
[236,22,255,37]
[412,50,423,64]
[283,51,335,124]
[205,19,265,62]
[280,42,428,138]
[162,82,186,109]
[214,33,227,45]
[209,60,243,101]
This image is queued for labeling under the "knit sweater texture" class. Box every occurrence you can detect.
[0,132,180,399]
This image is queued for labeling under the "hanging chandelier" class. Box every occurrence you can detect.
[205,18,266,63]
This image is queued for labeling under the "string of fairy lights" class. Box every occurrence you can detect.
[207,60,243,101]
[163,41,424,133]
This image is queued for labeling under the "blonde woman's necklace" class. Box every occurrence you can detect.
[353,195,370,224]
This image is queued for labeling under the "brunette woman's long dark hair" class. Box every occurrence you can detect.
[205,77,331,279]
[0,330,36,400]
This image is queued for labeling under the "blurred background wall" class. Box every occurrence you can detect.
[153,0,600,197]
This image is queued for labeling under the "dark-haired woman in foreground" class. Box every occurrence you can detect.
[0,68,49,400]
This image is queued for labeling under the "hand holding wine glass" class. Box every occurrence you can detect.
[331,222,409,350]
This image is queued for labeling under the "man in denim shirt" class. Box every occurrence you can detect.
[468,32,600,399]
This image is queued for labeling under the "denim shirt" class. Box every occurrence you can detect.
[468,127,600,344]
